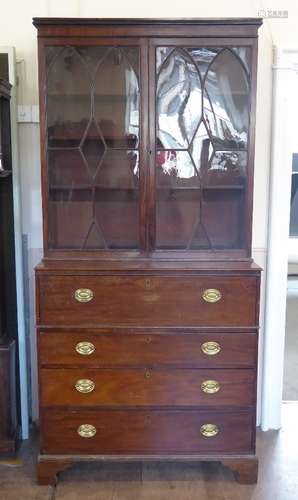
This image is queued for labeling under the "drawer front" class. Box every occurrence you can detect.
[38,275,258,327]
[41,409,254,454]
[39,331,257,369]
[40,368,255,407]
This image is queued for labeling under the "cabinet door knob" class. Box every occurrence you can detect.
[74,288,94,302]
[201,341,221,356]
[77,424,97,438]
[75,379,95,394]
[200,423,219,438]
[201,380,221,394]
[75,341,95,356]
[202,288,222,303]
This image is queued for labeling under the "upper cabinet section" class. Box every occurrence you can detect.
[34,18,262,258]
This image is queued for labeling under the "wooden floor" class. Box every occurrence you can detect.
[0,403,297,500]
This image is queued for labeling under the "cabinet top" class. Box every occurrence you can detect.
[33,17,263,27]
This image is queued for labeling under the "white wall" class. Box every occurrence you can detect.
[1,0,298,421]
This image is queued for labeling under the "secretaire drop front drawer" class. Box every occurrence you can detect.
[37,275,258,327]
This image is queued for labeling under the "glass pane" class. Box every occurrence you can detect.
[156,150,199,188]
[46,45,140,250]
[187,47,220,79]
[189,220,212,250]
[94,48,139,148]
[156,47,174,73]
[232,47,251,74]
[156,189,201,249]
[95,188,139,249]
[76,46,109,76]
[48,149,90,187]
[155,46,250,251]
[204,49,249,150]
[205,151,247,186]
[190,121,213,175]
[201,190,245,249]
[46,47,90,147]
[48,189,93,249]
[96,150,139,188]
[84,221,106,249]
[81,119,106,178]
[157,49,202,149]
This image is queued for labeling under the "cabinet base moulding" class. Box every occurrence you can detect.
[37,453,258,486]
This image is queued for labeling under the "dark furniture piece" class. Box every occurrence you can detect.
[0,79,18,453]
[34,18,262,485]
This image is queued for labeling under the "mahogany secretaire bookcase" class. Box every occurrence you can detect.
[33,18,262,485]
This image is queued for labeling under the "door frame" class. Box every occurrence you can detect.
[261,46,298,430]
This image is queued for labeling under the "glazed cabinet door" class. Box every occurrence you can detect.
[150,40,254,255]
[43,39,148,252]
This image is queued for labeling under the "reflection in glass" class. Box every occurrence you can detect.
[201,190,244,249]
[76,46,109,76]
[84,221,106,249]
[157,49,202,149]
[189,220,212,250]
[232,47,251,74]
[81,119,106,178]
[95,150,139,188]
[95,188,139,249]
[48,149,90,187]
[46,47,90,148]
[156,150,199,188]
[156,47,174,72]
[204,49,249,150]
[190,121,213,176]
[45,46,63,68]
[156,189,201,249]
[155,46,250,251]
[187,47,221,79]
[94,47,139,148]
[206,151,247,186]
[49,189,93,249]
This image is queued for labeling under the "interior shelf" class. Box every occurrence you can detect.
[50,185,138,191]
[157,185,245,190]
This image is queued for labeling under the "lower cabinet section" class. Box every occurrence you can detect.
[35,262,261,484]
[41,409,255,455]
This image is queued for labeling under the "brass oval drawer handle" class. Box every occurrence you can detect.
[200,423,219,438]
[202,288,222,303]
[201,341,221,356]
[201,380,221,394]
[74,288,94,303]
[75,379,95,394]
[77,424,97,438]
[75,341,95,356]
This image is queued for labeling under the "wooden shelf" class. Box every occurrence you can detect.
[50,185,138,191]
[157,185,244,190]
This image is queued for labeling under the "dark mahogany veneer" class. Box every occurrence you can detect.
[34,17,262,486]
